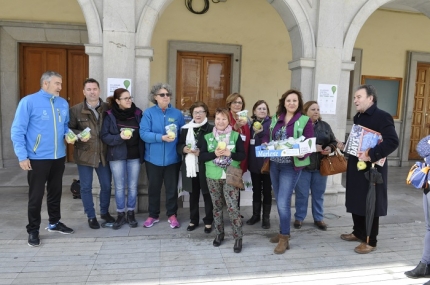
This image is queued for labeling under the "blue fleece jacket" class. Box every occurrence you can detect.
[11,89,69,161]
[139,104,185,166]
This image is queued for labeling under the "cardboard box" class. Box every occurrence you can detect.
[255,137,316,157]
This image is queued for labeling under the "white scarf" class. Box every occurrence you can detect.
[181,117,207,177]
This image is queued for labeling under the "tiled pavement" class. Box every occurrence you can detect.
[0,163,429,284]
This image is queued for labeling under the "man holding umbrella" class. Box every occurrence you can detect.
[339,85,399,254]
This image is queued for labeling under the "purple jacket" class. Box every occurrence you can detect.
[271,112,314,171]
[248,116,271,174]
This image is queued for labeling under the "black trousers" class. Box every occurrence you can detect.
[145,161,181,218]
[250,172,272,205]
[189,173,213,225]
[27,157,66,233]
[352,213,379,247]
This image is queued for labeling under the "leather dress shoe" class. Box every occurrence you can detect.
[340,233,360,241]
[234,239,242,253]
[204,225,212,234]
[354,242,376,254]
[88,217,100,229]
[213,233,225,247]
[293,220,302,229]
[314,221,327,231]
[187,223,198,231]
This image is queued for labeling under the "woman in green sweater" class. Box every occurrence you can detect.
[199,108,246,253]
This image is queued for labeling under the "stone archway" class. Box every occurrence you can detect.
[343,0,430,166]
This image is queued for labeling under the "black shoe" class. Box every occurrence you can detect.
[233,238,242,253]
[46,222,74,234]
[127,210,138,228]
[88,218,100,229]
[112,212,127,230]
[204,225,212,234]
[246,202,261,225]
[246,215,261,225]
[293,220,302,229]
[405,262,430,278]
[262,203,271,229]
[28,231,40,247]
[213,233,225,247]
[187,223,198,231]
[100,212,115,223]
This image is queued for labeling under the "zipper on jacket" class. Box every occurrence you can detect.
[163,112,166,165]
[33,134,41,154]
[50,97,58,159]
[57,108,61,123]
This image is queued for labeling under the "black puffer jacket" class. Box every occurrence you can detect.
[304,120,337,171]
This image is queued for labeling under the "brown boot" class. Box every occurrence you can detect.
[270,233,279,243]
[274,234,290,254]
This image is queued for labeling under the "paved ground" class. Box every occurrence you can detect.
[0,163,429,284]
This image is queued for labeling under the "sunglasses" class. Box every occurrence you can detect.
[157,93,172,97]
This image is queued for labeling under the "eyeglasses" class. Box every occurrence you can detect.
[119,96,133,101]
[193,111,206,115]
[157,93,172,97]
[232,101,243,105]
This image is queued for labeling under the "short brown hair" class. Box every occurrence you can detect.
[275,89,304,116]
[251,100,270,120]
[189,101,209,117]
[303,100,321,120]
[226,93,245,110]
[215,108,231,125]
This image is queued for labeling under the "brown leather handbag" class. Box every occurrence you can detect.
[261,158,270,174]
[226,165,244,189]
[320,147,347,176]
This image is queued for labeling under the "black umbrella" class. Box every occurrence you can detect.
[364,163,383,244]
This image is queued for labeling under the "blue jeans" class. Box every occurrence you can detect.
[422,192,430,264]
[109,159,140,212]
[270,161,301,235]
[77,163,112,218]
[294,169,327,222]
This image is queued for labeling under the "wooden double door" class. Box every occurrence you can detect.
[19,43,89,161]
[176,52,231,118]
[410,63,430,159]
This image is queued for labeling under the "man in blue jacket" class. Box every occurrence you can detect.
[11,71,75,247]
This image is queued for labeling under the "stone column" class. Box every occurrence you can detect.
[135,46,153,213]
[310,0,355,205]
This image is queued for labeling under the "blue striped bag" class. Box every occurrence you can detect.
[406,161,430,189]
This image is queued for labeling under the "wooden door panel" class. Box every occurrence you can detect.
[67,50,89,109]
[67,49,89,160]
[176,52,231,119]
[204,57,230,118]
[176,56,202,112]
[410,63,430,159]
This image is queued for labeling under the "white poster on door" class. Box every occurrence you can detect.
[317,84,337,115]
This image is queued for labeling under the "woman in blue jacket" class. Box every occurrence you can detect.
[101,88,144,230]
[139,83,185,229]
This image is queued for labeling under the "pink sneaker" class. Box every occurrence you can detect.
[168,215,180,229]
[143,217,159,228]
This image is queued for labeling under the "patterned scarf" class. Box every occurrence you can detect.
[212,125,233,168]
